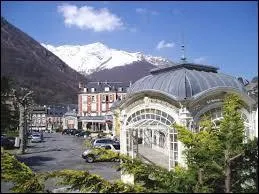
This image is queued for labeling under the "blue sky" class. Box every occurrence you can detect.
[1,1,258,80]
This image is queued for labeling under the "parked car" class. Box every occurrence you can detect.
[91,138,119,147]
[31,134,42,143]
[82,144,120,163]
[1,133,7,138]
[1,136,15,149]
[46,129,54,133]
[62,129,69,135]
[62,129,74,135]
[27,132,32,139]
[32,129,40,133]
[71,129,82,136]
[75,131,90,137]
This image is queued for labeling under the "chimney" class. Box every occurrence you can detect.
[129,81,132,87]
[79,82,83,89]
[83,88,87,92]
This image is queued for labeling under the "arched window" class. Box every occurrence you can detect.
[125,107,177,170]
[198,107,251,138]
[126,108,175,127]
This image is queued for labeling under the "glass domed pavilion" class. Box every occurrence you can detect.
[111,61,257,177]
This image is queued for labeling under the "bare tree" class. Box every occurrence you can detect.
[14,89,34,154]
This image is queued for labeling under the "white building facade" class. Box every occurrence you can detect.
[111,63,257,184]
[30,106,47,131]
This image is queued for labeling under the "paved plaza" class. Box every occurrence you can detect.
[1,132,120,193]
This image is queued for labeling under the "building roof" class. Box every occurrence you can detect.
[64,111,77,117]
[127,63,246,100]
[47,106,66,116]
[46,104,78,117]
[32,106,47,114]
[79,81,129,93]
[78,116,106,122]
[78,115,113,121]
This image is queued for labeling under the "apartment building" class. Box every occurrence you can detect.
[77,81,129,131]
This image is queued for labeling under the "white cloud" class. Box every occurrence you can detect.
[57,4,123,32]
[156,40,175,50]
[194,57,207,63]
[136,8,147,14]
[136,8,159,15]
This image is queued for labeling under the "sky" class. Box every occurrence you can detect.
[1,1,258,80]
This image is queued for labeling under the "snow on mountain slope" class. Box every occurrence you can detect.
[41,42,173,75]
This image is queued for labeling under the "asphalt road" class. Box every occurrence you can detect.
[1,132,121,192]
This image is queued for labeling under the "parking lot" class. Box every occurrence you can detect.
[1,132,121,192]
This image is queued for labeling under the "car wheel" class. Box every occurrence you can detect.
[111,158,120,162]
[85,155,94,163]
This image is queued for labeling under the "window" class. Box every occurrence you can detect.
[104,87,110,92]
[97,140,106,144]
[82,96,87,104]
[102,103,106,111]
[102,95,106,102]
[107,139,115,144]
[82,103,87,112]
[103,145,111,150]
[118,87,123,92]
[174,143,178,151]
[91,103,96,111]
[91,88,95,92]
[146,114,151,119]
[159,132,165,148]
[173,152,178,161]
[174,134,177,142]
[109,95,113,102]
[113,144,120,150]
[82,96,88,111]
[156,110,161,115]
[91,95,96,102]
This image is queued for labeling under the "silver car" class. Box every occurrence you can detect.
[91,138,119,147]
[31,134,42,143]
[82,144,120,163]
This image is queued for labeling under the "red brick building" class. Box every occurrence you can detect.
[78,82,129,117]
[77,81,129,131]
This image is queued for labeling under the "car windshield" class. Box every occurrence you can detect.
[33,135,40,137]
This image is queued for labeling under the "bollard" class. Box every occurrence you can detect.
[14,137,20,148]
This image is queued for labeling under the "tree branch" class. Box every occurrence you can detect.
[229,152,243,162]
[21,91,33,103]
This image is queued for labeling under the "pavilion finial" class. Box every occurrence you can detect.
[180,32,187,63]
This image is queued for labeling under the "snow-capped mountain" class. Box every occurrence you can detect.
[41,42,173,75]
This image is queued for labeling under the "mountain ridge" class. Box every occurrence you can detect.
[41,42,175,76]
[1,17,86,105]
